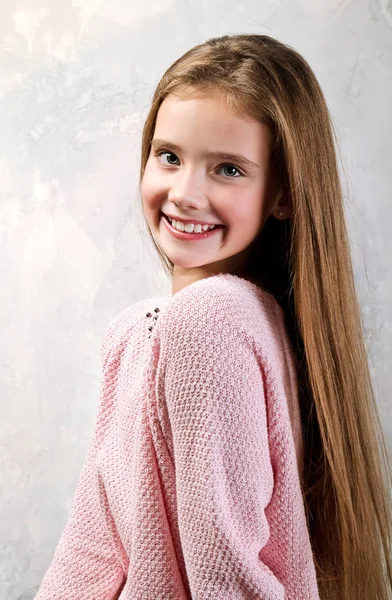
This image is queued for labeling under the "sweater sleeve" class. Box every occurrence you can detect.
[152,287,286,599]
[35,313,129,600]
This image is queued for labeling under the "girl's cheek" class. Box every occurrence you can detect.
[141,176,157,199]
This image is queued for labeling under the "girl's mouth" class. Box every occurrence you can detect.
[161,213,225,241]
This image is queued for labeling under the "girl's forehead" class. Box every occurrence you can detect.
[154,94,272,152]
[156,94,260,132]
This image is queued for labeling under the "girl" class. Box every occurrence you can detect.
[35,34,392,600]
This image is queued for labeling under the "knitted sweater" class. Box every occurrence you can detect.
[35,273,320,600]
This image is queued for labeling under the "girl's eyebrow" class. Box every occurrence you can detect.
[151,138,260,170]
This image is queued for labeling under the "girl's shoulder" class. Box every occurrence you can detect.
[167,273,282,321]
[159,273,284,342]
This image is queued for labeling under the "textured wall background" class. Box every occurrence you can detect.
[0,1,391,598]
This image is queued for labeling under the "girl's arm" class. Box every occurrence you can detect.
[35,318,128,600]
[152,289,286,599]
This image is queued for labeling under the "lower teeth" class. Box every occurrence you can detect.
[180,227,214,234]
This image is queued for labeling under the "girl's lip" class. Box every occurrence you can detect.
[161,213,225,240]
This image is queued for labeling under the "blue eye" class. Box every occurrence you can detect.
[154,150,243,178]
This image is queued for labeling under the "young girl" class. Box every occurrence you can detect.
[35,34,392,600]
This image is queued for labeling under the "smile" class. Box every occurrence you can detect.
[161,213,225,240]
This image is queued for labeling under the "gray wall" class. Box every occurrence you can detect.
[0,1,391,598]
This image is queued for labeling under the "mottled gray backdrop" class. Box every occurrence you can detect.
[0,1,391,598]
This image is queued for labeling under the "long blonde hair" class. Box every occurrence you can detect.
[137,34,392,599]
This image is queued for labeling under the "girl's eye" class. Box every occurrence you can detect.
[220,164,242,178]
[154,150,243,178]
[156,150,179,166]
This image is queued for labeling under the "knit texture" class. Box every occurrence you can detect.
[35,273,320,599]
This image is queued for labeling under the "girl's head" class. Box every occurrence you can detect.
[141,88,288,282]
[138,34,392,600]
[139,33,338,295]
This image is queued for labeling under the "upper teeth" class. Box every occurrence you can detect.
[167,217,217,233]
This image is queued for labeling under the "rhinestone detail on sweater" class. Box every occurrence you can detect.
[146,307,160,338]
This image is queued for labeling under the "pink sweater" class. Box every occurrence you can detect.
[35,273,320,599]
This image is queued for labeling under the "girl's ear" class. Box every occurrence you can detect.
[267,173,291,219]
[272,190,292,220]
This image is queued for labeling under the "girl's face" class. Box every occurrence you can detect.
[141,92,284,294]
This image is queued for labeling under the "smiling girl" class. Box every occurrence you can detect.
[36,34,392,600]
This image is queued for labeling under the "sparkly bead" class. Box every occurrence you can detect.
[147,306,161,338]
